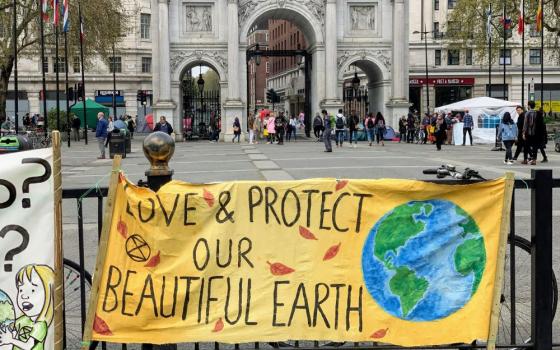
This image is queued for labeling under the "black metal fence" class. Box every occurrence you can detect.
[61,170,559,350]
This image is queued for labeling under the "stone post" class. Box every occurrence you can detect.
[386,0,410,127]
[223,0,244,142]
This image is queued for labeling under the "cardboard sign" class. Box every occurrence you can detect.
[0,148,56,350]
[86,176,512,347]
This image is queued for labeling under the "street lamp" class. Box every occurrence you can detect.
[254,43,262,66]
[351,65,360,115]
[413,25,432,115]
[197,65,205,129]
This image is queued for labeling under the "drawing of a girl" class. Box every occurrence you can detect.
[0,265,54,350]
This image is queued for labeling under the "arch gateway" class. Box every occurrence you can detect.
[152,0,410,141]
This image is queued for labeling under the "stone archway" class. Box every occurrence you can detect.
[337,51,396,125]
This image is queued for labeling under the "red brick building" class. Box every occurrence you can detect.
[247,23,269,113]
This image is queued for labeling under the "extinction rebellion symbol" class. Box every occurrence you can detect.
[125,234,151,262]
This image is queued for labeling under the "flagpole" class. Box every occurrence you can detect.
[503,2,507,101]
[39,0,48,138]
[13,0,19,134]
[64,30,70,147]
[488,3,492,97]
[521,0,525,107]
[540,0,544,109]
[55,20,60,130]
[78,1,88,144]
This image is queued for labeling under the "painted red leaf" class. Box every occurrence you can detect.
[117,217,128,239]
[370,328,388,339]
[335,180,349,191]
[145,251,161,268]
[299,226,318,240]
[267,261,295,276]
[323,243,342,261]
[212,317,224,333]
[93,314,113,336]
[203,189,215,207]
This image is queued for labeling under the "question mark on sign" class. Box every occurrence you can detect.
[0,225,30,272]
[21,158,52,208]
[0,179,17,209]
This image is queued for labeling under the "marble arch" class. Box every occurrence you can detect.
[151,0,410,141]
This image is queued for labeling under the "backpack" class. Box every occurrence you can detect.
[336,116,345,129]
[313,116,322,127]
[367,118,375,129]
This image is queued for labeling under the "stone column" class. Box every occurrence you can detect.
[223,0,244,142]
[321,0,343,114]
[387,0,410,127]
[152,0,177,138]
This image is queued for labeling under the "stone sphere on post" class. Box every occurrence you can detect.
[142,131,175,176]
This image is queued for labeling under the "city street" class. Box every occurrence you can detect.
[60,134,560,348]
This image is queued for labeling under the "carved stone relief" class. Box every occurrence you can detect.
[238,0,326,29]
[170,50,228,78]
[350,5,375,31]
[185,5,213,32]
[337,50,391,72]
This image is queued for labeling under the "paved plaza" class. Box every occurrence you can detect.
[57,134,560,348]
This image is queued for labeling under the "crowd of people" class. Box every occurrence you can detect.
[244,111,305,145]
[94,113,137,159]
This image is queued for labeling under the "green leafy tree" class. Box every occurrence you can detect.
[0,0,130,123]
[446,0,560,64]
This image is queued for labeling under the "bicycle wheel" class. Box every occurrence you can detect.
[497,235,558,347]
[64,258,94,350]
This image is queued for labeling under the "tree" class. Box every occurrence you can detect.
[0,0,129,122]
[446,0,560,64]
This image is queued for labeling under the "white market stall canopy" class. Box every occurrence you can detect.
[435,97,520,144]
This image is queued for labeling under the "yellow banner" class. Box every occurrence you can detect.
[86,176,511,347]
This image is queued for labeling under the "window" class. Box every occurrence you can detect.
[433,22,440,37]
[499,49,511,65]
[73,56,80,73]
[448,0,457,9]
[42,57,49,73]
[447,49,460,65]
[53,57,65,73]
[530,49,542,65]
[140,13,150,39]
[142,57,152,73]
[266,61,270,74]
[435,49,442,65]
[109,56,122,73]
[466,49,473,65]
[434,0,439,10]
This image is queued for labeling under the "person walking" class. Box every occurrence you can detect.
[289,115,298,141]
[444,113,454,145]
[126,115,135,139]
[335,109,346,147]
[523,101,538,165]
[365,113,376,146]
[253,114,260,144]
[434,114,447,151]
[71,115,81,142]
[348,112,359,148]
[248,113,256,144]
[497,112,518,165]
[267,113,276,144]
[313,113,323,141]
[398,116,406,143]
[374,112,386,146]
[406,113,415,143]
[275,113,286,145]
[462,109,474,146]
[104,117,114,147]
[322,110,333,152]
[232,117,241,143]
[513,106,528,163]
[154,116,173,135]
[421,113,430,144]
[95,112,108,159]
[535,109,548,163]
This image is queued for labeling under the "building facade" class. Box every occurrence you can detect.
[247,23,269,114]
[7,0,411,137]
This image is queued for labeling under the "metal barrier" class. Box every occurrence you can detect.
[61,170,559,350]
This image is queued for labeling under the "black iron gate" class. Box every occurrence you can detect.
[182,79,221,139]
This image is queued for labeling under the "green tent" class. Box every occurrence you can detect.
[70,98,110,130]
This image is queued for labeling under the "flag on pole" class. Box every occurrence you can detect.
[52,0,59,26]
[79,13,85,42]
[486,6,493,41]
[500,17,512,30]
[517,0,524,35]
[62,0,69,32]
[536,0,543,32]
[41,0,49,22]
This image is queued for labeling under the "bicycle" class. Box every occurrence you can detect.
[423,165,558,348]
[63,258,93,350]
